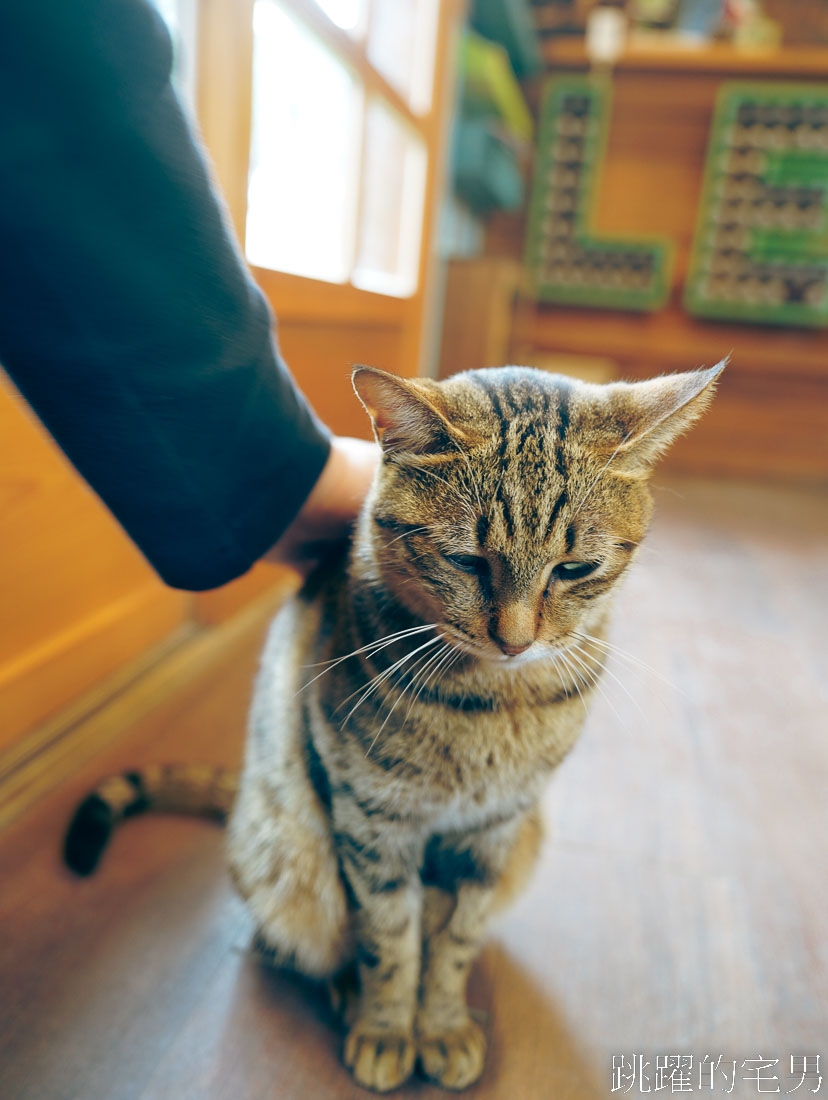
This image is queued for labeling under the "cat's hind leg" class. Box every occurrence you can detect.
[227,779,352,978]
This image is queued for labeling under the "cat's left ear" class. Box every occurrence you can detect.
[601,359,726,475]
[352,366,467,456]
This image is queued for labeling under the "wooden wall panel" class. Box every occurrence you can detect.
[277,320,403,438]
[0,376,188,749]
[622,362,828,480]
[437,258,522,378]
[193,561,302,627]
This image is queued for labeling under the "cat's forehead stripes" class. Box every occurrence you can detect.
[465,371,574,556]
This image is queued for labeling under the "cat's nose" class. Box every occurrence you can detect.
[490,602,536,656]
[489,632,532,657]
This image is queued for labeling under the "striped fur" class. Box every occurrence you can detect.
[227,363,723,1091]
[65,363,722,1092]
[64,763,236,876]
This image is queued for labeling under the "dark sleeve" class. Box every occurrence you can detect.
[0,0,331,591]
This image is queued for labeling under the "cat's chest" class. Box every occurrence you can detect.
[374,699,583,823]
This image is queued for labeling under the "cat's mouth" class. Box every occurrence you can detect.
[438,625,497,661]
[439,626,545,666]
[440,625,580,669]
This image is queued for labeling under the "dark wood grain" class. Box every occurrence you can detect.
[0,478,825,1100]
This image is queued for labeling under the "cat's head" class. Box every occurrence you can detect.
[352,363,723,666]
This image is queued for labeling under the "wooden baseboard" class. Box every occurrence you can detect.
[0,584,189,754]
[0,588,290,832]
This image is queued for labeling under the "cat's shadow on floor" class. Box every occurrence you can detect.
[241,940,606,1098]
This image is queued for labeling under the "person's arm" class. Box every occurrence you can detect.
[0,0,342,591]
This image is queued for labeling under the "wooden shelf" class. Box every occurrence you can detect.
[543,38,828,77]
[515,297,828,379]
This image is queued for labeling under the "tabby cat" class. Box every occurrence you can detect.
[65,362,723,1092]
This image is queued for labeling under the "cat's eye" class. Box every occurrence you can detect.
[445,553,488,575]
[553,561,599,581]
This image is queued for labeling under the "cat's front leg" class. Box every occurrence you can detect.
[417,812,541,1090]
[334,819,424,1093]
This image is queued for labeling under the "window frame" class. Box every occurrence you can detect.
[193,0,461,372]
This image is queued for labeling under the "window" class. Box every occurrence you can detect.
[353,98,427,296]
[244,0,439,297]
[245,2,362,283]
[312,0,367,34]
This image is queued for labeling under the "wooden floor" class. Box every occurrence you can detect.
[1,478,826,1100]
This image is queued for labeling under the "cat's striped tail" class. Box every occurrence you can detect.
[63,763,238,877]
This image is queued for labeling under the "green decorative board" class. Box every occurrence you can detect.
[525,76,672,312]
[685,82,828,328]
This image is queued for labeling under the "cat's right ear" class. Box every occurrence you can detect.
[351,366,466,456]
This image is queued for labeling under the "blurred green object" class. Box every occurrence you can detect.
[684,81,828,328]
[453,118,524,216]
[470,0,541,77]
[629,0,679,29]
[462,31,533,144]
[525,76,673,312]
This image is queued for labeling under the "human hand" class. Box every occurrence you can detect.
[264,435,379,576]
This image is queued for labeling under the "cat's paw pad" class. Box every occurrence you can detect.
[417,1018,487,1091]
[343,1025,416,1093]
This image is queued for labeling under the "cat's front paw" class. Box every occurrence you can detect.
[417,1018,487,1091]
[343,1024,416,1093]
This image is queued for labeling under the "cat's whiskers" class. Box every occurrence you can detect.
[550,650,589,716]
[386,521,469,552]
[562,644,627,728]
[399,550,442,565]
[339,635,444,730]
[362,637,452,756]
[301,622,435,671]
[296,623,437,694]
[629,543,663,558]
[335,641,430,719]
[568,641,648,724]
[572,630,685,696]
[557,645,625,728]
[429,645,466,707]
[569,431,634,522]
[447,437,485,517]
[403,640,462,722]
[385,525,433,546]
[439,646,469,713]
[401,642,452,722]
[438,624,491,660]
[364,630,471,758]
[408,464,477,522]
[443,645,466,682]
